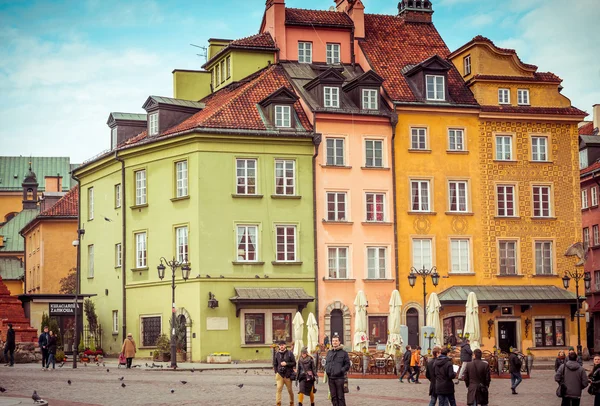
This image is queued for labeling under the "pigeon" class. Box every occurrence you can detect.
[32,391,41,402]
[133,365,140,368]
[0,386,6,392]
[180,381,187,385]
[191,368,195,373]
[244,370,248,374]
[171,389,175,393]
[220,275,225,278]
[264,274,269,278]
[145,363,149,367]
[118,377,124,381]
[205,274,211,278]
[107,368,110,372]
[357,386,360,391]
[67,380,71,385]
[255,275,260,278]
[58,362,64,368]
[96,362,100,366]
[103,362,106,367]
[121,383,126,388]
[104,216,113,222]
[84,363,87,367]
[195,274,201,279]
[237,384,244,388]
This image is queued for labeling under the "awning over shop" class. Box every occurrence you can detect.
[230,287,314,317]
[438,285,577,305]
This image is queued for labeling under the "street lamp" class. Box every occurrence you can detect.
[157,257,191,368]
[561,270,591,356]
[408,266,440,321]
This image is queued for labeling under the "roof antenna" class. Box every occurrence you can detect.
[190,44,208,63]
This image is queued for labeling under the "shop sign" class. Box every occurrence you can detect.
[49,302,75,315]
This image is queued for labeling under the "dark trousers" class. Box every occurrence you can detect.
[429,394,438,406]
[438,394,457,406]
[400,365,413,381]
[328,377,346,406]
[41,348,49,367]
[47,353,55,369]
[510,372,522,390]
[409,366,420,382]
[126,357,133,368]
[595,394,600,406]
[561,398,581,406]
[3,347,14,365]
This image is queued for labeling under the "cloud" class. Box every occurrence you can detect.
[466,13,494,28]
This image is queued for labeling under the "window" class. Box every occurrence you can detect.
[244,313,265,344]
[582,189,589,209]
[324,86,340,108]
[593,187,598,207]
[149,113,159,136]
[272,313,292,343]
[448,181,468,212]
[594,225,599,246]
[115,243,122,267]
[498,240,517,275]
[215,64,220,85]
[450,239,470,273]
[88,245,94,278]
[135,170,147,205]
[532,185,551,217]
[326,43,340,64]
[426,75,445,101]
[368,316,388,345]
[498,88,510,104]
[226,56,231,78]
[326,138,345,166]
[534,319,565,347]
[220,61,225,83]
[517,89,529,105]
[495,135,513,160]
[580,149,589,169]
[88,187,94,220]
[175,161,188,198]
[595,270,600,291]
[111,127,118,149]
[411,127,427,150]
[328,247,348,279]
[112,310,118,334]
[367,247,386,279]
[463,55,471,75]
[443,316,465,345]
[366,193,385,222]
[237,225,258,262]
[275,160,295,195]
[242,311,293,345]
[448,129,464,151]
[276,225,296,262]
[327,192,347,221]
[141,316,161,347]
[115,184,121,208]
[275,105,291,128]
[531,136,548,161]
[496,185,515,216]
[236,159,257,195]
[362,89,378,110]
[365,139,383,168]
[412,238,432,269]
[535,241,553,275]
[176,226,188,263]
[135,232,147,268]
[584,227,590,249]
[411,180,431,212]
[298,42,312,63]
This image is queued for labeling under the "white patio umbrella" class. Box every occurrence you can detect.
[463,291,481,350]
[426,292,443,348]
[385,289,403,355]
[292,311,305,358]
[306,312,319,353]
[353,290,369,351]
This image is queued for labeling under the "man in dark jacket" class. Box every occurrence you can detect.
[426,346,441,406]
[464,349,491,406]
[458,339,472,381]
[4,323,15,367]
[325,333,350,406]
[434,347,457,406]
[508,348,522,395]
[38,325,49,370]
[555,352,589,405]
[273,340,296,406]
[399,345,413,383]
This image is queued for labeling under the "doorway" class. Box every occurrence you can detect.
[330,309,344,344]
[407,308,419,347]
[498,321,517,352]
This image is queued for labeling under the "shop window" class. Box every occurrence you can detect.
[443,316,465,345]
[272,313,292,343]
[368,316,388,345]
[534,319,565,347]
[244,313,265,344]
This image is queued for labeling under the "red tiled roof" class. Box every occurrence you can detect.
[581,161,600,177]
[123,130,147,146]
[285,8,353,28]
[230,32,276,49]
[580,122,595,135]
[39,186,78,217]
[360,14,477,105]
[481,105,587,116]
[468,72,561,83]
[451,35,538,71]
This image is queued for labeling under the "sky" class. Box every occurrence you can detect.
[0,0,598,163]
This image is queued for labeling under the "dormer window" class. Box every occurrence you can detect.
[426,75,445,101]
[275,105,291,128]
[298,42,312,64]
[111,127,118,149]
[326,43,340,65]
[517,89,529,105]
[324,87,340,108]
[463,55,471,76]
[148,113,159,136]
[362,89,378,110]
[498,88,510,105]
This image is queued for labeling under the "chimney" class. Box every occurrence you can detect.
[264,0,286,60]
[398,0,434,23]
[40,192,65,212]
[594,104,600,132]
[336,0,365,38]
[44,176,62,193]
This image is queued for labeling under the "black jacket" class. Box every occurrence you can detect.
[460,343,472,362]
[589,364,600,394]
[5,328,15,350]
[273,349,296,378]
[555,357,566,372]
[325,347,350,379]
[38,332,49,349]
[464,359,491,405]
[508,352,522,374]
[433,355,456,395]
[402,349,412,366]
[48,335,57,355]
[425,356,437,396]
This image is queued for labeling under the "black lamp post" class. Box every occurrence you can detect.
[157,257,191,368]
[408,266,440,321]
[561,270,591,356]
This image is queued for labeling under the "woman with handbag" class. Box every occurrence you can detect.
[121,333,137,369]
[588,354,600,406]
[297,347,317,406]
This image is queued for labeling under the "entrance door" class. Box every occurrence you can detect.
[330,309,344,344]
[498,321,517,352]
[407,308,419,347]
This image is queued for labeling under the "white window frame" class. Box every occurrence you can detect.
[175,160,188,198]
[365,192,385,222]
[135,232,147,269]
[275,159,296,196]
[534,241,553,275]
[88,187,94,220]
[88,244,94,278]
[426,75,445,101]
[582,189,589,209]
[149,112,159,136]
[495,135,513,160]
[594,226,600,246]
[450,238,470,273]
[410,180,431,212]
[115,184,121,208]
[584,228,590,249]
[326,43,340,65]
[326,192,347,221]
[580,149,589,169]
[448,180,468,212]
[532,185,552,217]
[463,55,471,75]
[498,88,510,105]
[367,247,387,279]
[362,89,378,110]
[324,86,340,108]
[365,139,384,168]
[275,225,297,262]
[593,187,599,207]
[135,170,147,205]
[236,225,259,262]
[448,128,465,151]
[517,89,530,105]
[531,136,548,162]
[236,159,257,195]
[328,246,348,279]
[595,270,600,291]
[411,127,427,150]
[115,243,122,267]
[498,240,518,275]
[226,55,231,78]
[275,105,291,128]
[112,310,119,334]
[176,226,188,263]
[326,138,345,166]
[412,238,433,270]
[111,127,118,149]
[497,185,516,217]
[298,42,312,64]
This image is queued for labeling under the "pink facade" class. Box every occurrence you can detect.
[284,26,353,64]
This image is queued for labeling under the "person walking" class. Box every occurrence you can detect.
[508,348,522,395]
[568,347,583,366]
[46,330,57,370]
[121,333,136,369]
[297,347,317,406]
[399,345,413,383]
[325,333,350,406]
[555,351,589,406]
[425,346,441,406]
[409,346,422,384]
[274,340,296,406]
[458,339,472,381]
[464,349,491,406]
[588,354,600,406]
[555,350,567,372]
[4,323,15,367]
[38,325,49,370]
[434,347,456,406]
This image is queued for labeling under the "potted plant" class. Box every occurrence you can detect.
[154,334,170,362]
[526,348,534,373]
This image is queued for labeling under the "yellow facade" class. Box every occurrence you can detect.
[0,193,21,224]
[172,70,212,102]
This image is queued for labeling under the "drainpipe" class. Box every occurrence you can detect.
[312,118,322,325]
[114,151,127,341]
[350,27,355,67]
[71,172,81,368]
[390,113,400,291]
